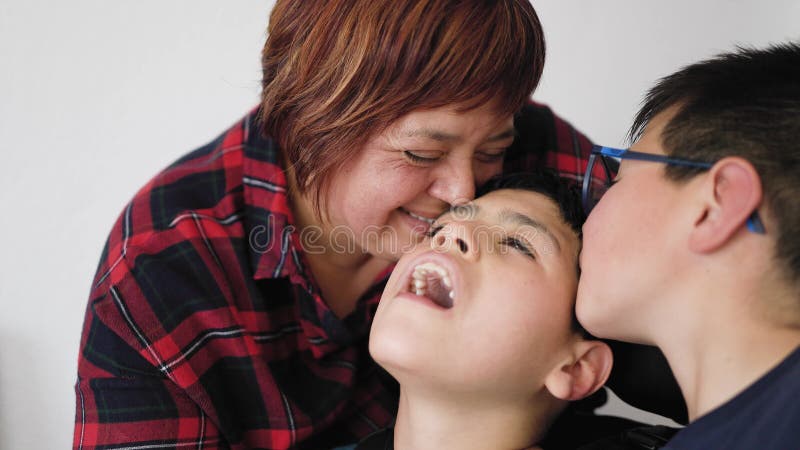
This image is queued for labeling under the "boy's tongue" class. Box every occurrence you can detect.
[424,274,453,309]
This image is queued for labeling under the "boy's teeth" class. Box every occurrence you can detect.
[408,262,455,303]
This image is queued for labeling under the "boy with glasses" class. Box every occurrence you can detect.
[577,43,800,449]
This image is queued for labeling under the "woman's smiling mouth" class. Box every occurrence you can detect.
[399,207,437,225]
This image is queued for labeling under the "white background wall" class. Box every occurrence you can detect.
[1,1,798,448]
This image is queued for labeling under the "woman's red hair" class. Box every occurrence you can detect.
[260,0,545,213]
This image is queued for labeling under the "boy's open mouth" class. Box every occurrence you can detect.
[407,261,454,309]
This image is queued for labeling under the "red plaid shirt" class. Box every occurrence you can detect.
[74,102,594,450]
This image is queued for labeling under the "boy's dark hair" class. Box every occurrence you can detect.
[477,170,589,336]
[629,42,800,288]
[476,170,585,234]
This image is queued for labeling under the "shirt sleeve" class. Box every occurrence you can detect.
[74,361,228,449]
[73,185,317,449]
[73,204,236,449]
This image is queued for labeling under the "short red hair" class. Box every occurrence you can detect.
[260,0,545,212]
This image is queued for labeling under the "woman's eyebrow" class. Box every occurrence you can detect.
[403,127,459,142]
[497,208,562,253]
[401,127,517,144]
[485,128,517,142]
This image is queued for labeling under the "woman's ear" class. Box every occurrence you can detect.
[689,157,763,253]
[544,340,613,401]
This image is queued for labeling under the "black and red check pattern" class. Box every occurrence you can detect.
[74,102,594,449]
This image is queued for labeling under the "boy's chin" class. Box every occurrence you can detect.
[368,330,418,378]
[368,329,450,389]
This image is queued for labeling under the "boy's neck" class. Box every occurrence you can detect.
[654,281,800,421]
[392,386,556,450]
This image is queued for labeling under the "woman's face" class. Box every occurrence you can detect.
[321,102,515,261]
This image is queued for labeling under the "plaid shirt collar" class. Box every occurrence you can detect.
[240,109,388,358]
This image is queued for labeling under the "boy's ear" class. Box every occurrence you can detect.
[689,157,763,253]
[544,340,613,401]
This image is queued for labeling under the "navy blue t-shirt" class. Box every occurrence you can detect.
[663,345,800,449]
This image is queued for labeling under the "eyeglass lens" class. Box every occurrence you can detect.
[584,155,613,213]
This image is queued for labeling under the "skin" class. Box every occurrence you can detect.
[576,106,800,420]
[291,101,515,317]
[371,189,611,450]
[576,107,689,345]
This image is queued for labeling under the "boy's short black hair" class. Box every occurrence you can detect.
[476,170,585,234]
[629,42,800,291]
[477,170,589,336]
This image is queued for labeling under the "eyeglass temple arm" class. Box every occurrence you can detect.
[592,147,765,234]
[596,147,713,169]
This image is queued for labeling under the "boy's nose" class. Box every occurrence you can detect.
[430,222,479,261]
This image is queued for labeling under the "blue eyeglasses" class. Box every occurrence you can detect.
[582,145,766,234]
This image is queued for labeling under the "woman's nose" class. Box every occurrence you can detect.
[427,159,477,206]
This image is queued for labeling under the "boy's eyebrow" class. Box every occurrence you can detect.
[433,203,562,253]
[497,208,562,253]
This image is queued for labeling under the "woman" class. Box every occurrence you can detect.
[74,1,596,449]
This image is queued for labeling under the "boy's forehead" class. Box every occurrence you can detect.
[475,189,558,219]
[475,189,579,252]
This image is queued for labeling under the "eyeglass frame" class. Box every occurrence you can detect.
[581,145,766,234]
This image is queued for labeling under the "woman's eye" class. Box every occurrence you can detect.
[424,224,445,238]
[404,150,441,164]
[475,150,507,163]
[501,236,535,259]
